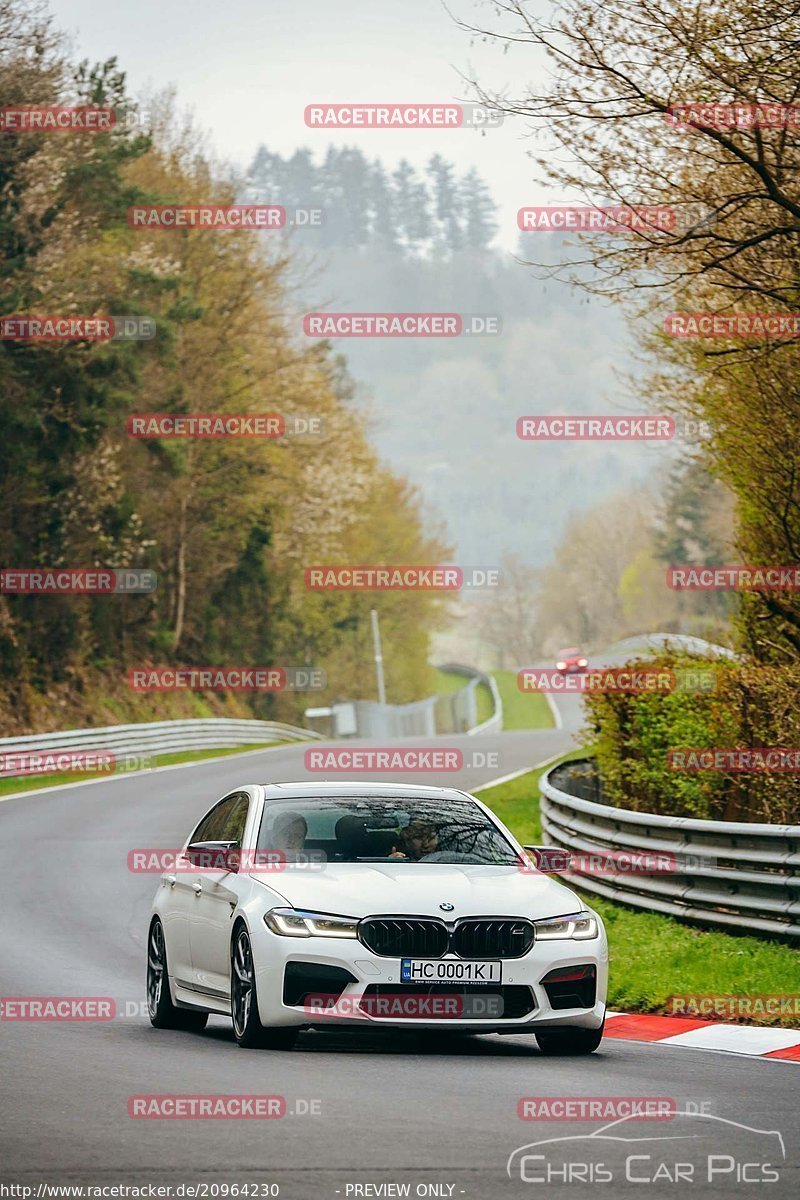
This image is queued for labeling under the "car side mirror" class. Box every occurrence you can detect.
[185,840,240,872]
[523,845,571,873]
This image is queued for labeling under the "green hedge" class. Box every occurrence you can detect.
[583,654,800,823]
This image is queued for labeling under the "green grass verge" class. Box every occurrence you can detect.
[492,668,554,730]
[432,667,467,695]
[434,665,553,729]
[478,758,800,1027]
[0,742,281,798]
[433,667,494,726]
[475,681,494,724]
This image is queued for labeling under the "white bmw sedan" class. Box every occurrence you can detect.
[147,781,608,1053]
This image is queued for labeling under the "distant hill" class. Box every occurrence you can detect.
[244,147,665,565]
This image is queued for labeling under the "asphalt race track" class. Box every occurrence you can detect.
[1,719,798,1197]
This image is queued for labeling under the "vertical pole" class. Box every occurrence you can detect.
[370,608,387,705]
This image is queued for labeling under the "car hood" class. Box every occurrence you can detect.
[251,862,582,921]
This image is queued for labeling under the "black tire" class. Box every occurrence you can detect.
[535,1021,604,1056]
[147,918,208,1032]
[231,925,297,1050]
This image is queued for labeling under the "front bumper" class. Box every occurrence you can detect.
[250,917,609,1032]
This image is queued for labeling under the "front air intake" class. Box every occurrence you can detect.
[283,962,357,1007]
[540,964,597,1010]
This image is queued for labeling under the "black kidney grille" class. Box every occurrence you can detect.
[358,916,535,959]
[358,917,449,958]
[453,918,535,959]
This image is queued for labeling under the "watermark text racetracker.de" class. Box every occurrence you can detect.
[669,994,800,1020]
[303,102,503,129]
[1,997,116,1020]
[665,102,800,130]
[0,750,111,778]
[668,748,800,772]
[0,751,155,779]
[668,565,800,590]
[305,565,499,590]
[127,848,328,873]
[517,667,715,694]
[302,313,501,337]
[304,992,504,1019]
[517,415,673,441]
[519,847,717,877]
[126,205,324,231]
[1,569,156,594]
[517,205,715,234]
[664,312,800,339]
[126,414,323,438]
[0,315,156,341]
[518,1097,680,1122]
[516,415,713,442]
[304,747,500,772]
[130,1094,285,1120]
[127,666,325,691]
[0,104,190,133]
[127,1095,321,1119]
[0,105,116,130]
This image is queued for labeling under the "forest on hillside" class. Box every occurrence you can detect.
[0,1,450,732]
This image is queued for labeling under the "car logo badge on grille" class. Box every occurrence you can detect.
[439,902,455,911]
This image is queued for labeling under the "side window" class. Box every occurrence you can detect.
[189,793,248,845]
[221,793,250,844]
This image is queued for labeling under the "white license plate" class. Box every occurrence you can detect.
[400,958,502,984]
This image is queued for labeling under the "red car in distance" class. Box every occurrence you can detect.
[555,648,588,674]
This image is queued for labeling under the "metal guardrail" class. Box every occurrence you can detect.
[540,758,800,939]
[0,717,321,775]
[309,664,503,739]
[437,663,503,736]
[349,697,438,739]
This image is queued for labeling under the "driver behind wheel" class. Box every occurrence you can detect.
[270,811,308,854]
[389,818,439,860]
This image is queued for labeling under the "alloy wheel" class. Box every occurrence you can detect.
[232,928,254,1037]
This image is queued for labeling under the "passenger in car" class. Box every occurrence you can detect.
[271,811,308,852]
[334,815,371,859]
[389,819,439,860]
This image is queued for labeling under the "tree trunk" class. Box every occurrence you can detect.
[172,494,187,652]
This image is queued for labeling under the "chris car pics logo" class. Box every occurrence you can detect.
[507,1113,784,1185]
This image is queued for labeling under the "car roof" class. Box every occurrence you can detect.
[257,780,475,803]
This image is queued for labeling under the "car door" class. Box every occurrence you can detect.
[188,791,251,1000]
[162,798,233,991]
[161,858,196,990]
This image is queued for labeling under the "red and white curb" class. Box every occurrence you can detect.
[605,1012,800,1062]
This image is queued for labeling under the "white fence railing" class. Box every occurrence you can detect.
[318,664,502,739]
[439,664,503,736]
[0,717,321,776]
[540,759,800,939]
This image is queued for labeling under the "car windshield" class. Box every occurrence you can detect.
[256,795,520,865]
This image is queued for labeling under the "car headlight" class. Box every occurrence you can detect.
[263,908,359,938]
[534,911,599,941]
